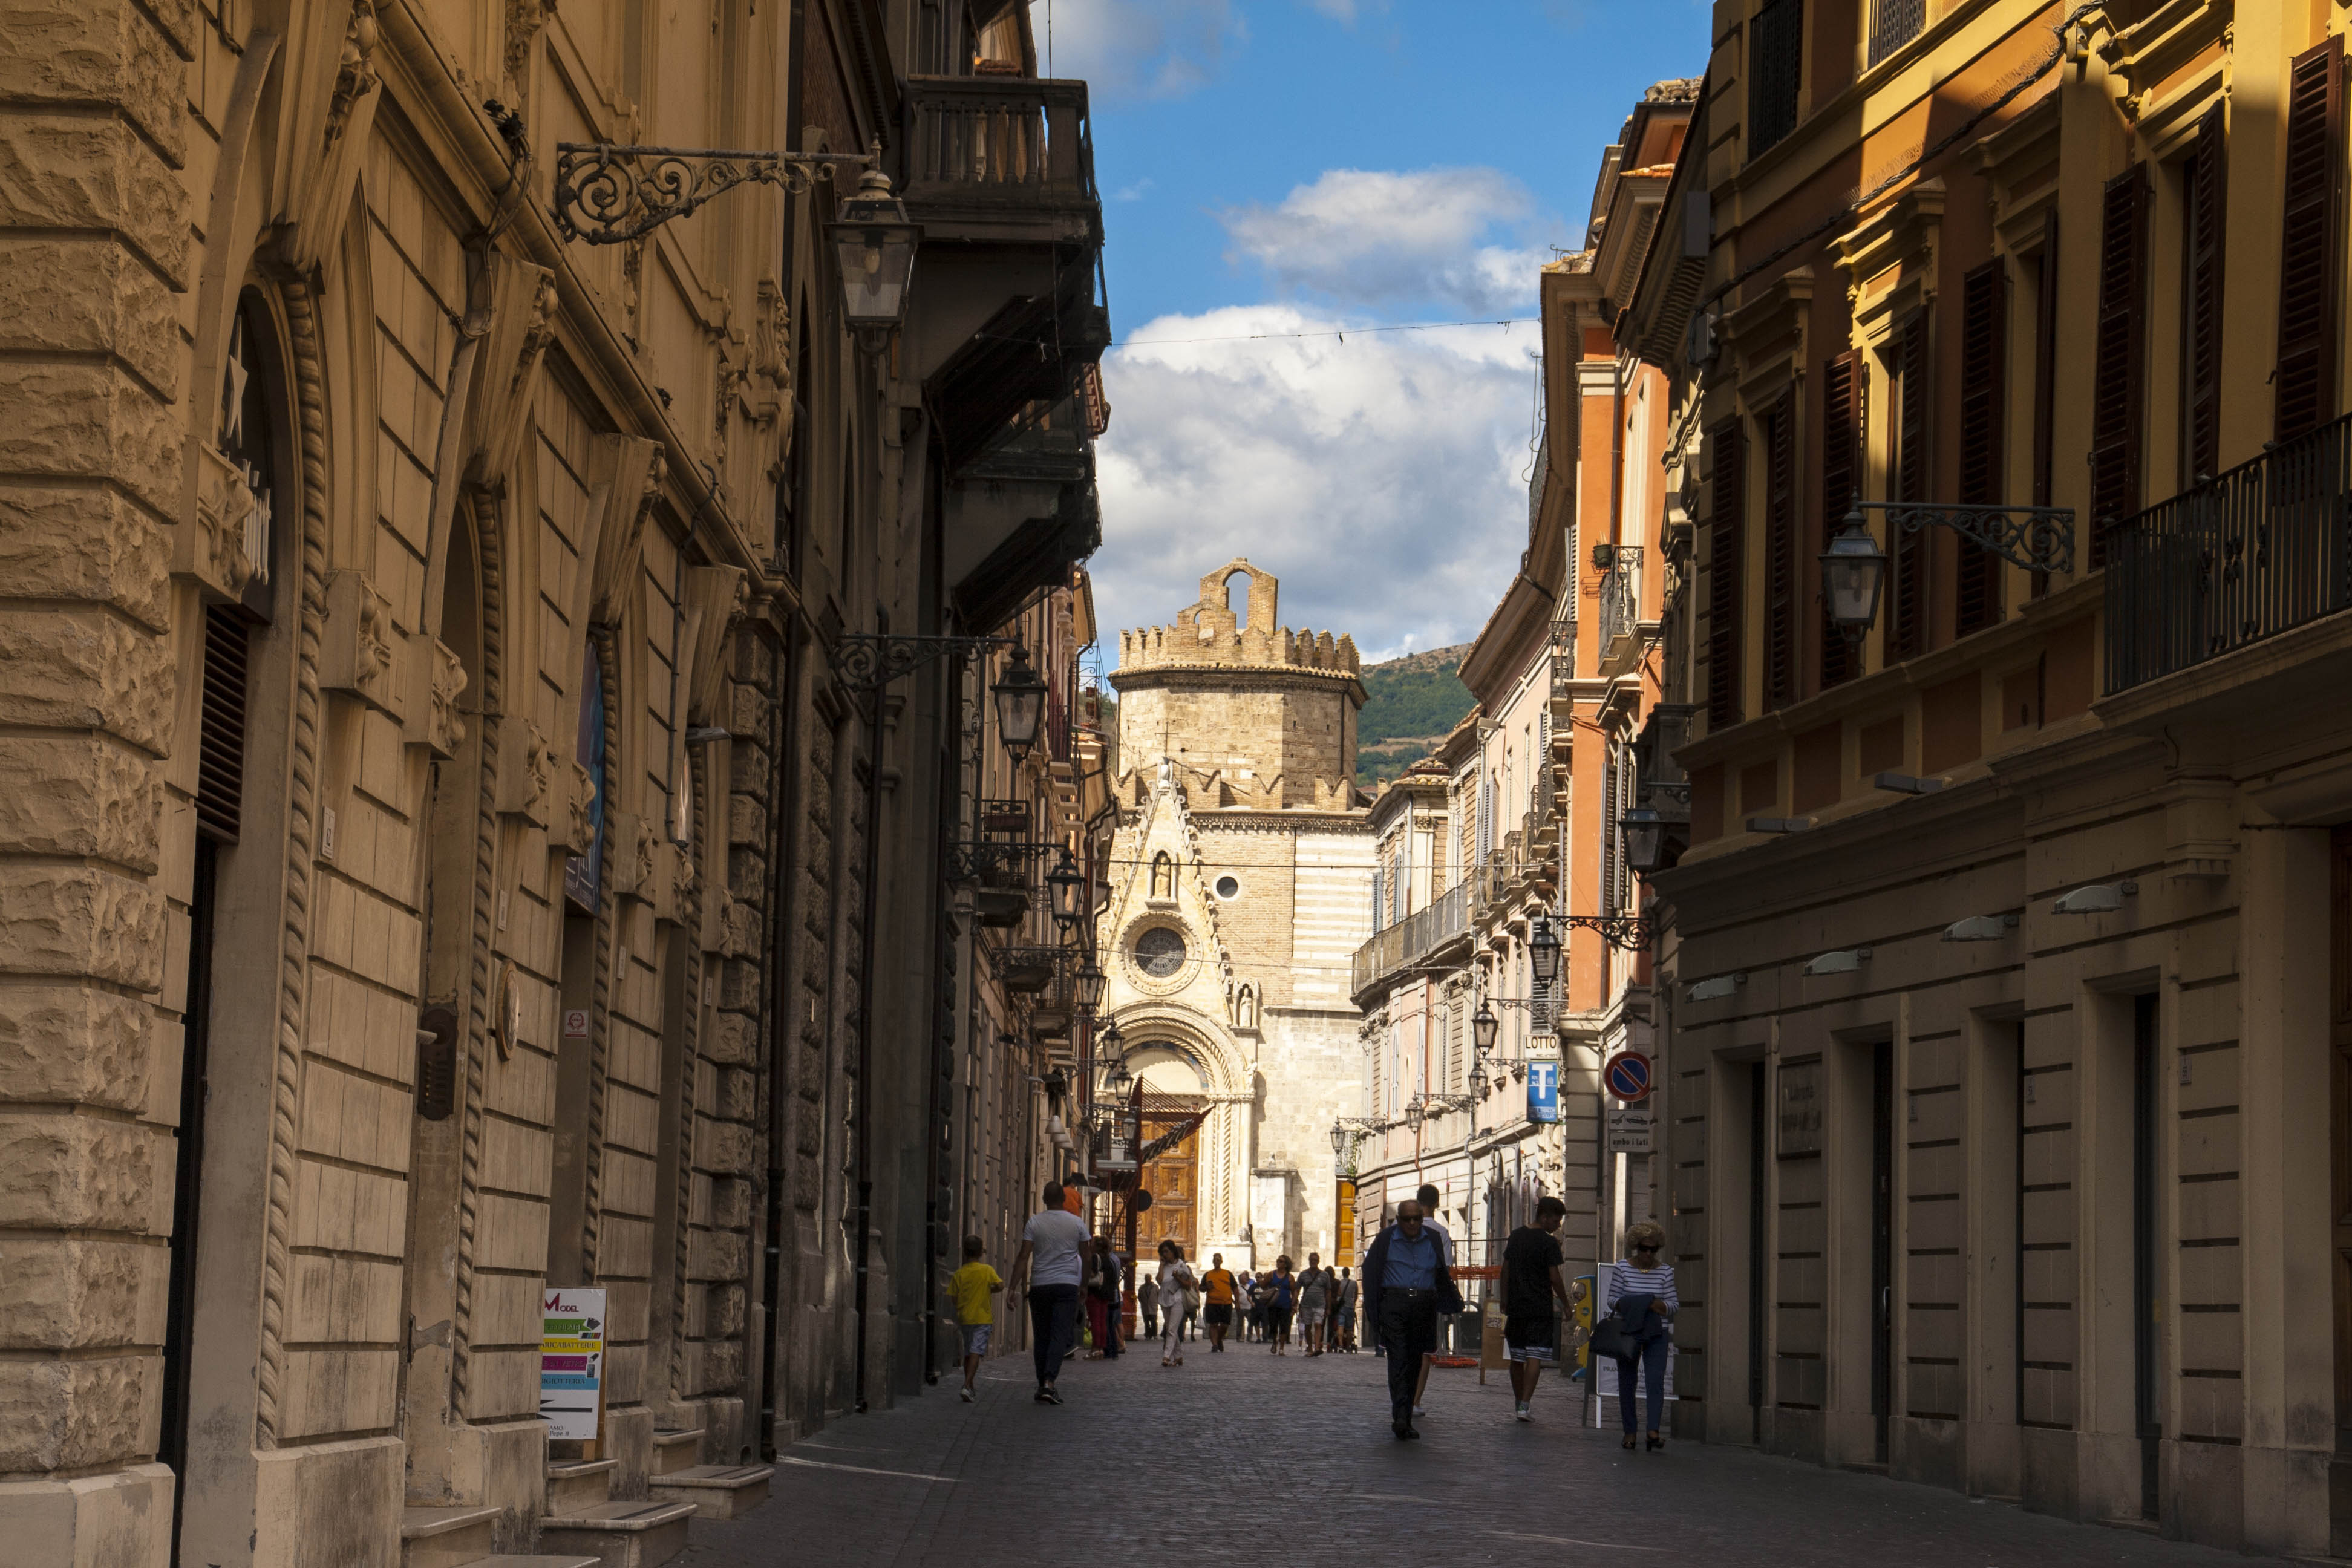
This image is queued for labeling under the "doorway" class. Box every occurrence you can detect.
[1871,1040,1893,1465]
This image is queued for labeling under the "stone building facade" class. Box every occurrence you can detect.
[1598,0,2352,1553]
[0,2,1107,1565]
[1097,564,1372,1270]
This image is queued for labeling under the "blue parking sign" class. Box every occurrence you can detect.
[1527,1060,1560,1122]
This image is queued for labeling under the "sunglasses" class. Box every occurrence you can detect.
[1632,1244,1659,1253]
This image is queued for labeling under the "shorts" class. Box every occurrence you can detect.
[959,1324,992,1356]
[1267,1308,1294,1334]
[1298,1306,1327,1327]
[1503,1313,1557,1362]
[1205,1304,1232,1327]
[1335,1307,1356,1328]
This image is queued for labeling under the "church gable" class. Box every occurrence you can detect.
[1107,779,1234,1011]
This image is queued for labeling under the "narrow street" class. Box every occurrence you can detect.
[681,1349,2290,1568]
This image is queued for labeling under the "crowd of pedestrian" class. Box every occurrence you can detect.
[963,1177,1674,1443]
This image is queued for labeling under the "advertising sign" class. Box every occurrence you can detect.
[1526,1059,1560,1123]
[540,1287,606,1440]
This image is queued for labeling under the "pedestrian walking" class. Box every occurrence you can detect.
[1362,1201,1462,1439]
[944,1234,1005,1403]
[1296,1253,1329,1354]
[1201,1254,1236,1351]
[1500,1196,1573,1422]
[1138,1271,1161,1340]
[1238,1270,1259,1342]
[1333,1267,1359,1352]
[1009,1182,1090,1405]
[1602,1220,1679,1450]
[1154,1240,1197,1367]
[1085,1236,1123,1359]
[1262,1256,1296,1354]
[1408,1183,1453,1416]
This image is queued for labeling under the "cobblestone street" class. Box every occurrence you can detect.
[679,1343,2298,1567]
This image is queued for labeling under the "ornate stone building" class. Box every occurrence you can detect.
[0,2,1107,1565]
[1096,564,1372,1269]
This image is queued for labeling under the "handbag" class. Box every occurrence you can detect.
[1588,1315,1632,1360]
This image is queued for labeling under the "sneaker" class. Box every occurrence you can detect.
[1515,1402,1531,1422]
[1039,1385,1062,1405]
[1413,1405,1426,1417]
[961,1387,975,1403]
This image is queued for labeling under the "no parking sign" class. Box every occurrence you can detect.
[1602,1050,1653,1103]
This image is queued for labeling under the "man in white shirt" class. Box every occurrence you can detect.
[1412,1183,1454,1414]
[1010,1182,1091,1404]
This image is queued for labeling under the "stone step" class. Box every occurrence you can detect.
[646,1463,774,1521]
[648,1426,705,1477]
[538,1499,697,1568]
[400,1505,501,1568]
[545,1457,617,1515]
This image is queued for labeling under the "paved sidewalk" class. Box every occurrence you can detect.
[680,1342,2298,1567]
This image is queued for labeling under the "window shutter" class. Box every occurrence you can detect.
[2089,165,2149,560]
[195,606,250,841]
[2184,105,2227,481]
[1956,260,2007,636]
[1762,386,1800,711]
[1601,740,1621,915]
[1888,312,1930,661]
[1749,0,1805,158]
[2276,38,2342,443]
[1707,416,1746,730]
[1819,350,1866,687]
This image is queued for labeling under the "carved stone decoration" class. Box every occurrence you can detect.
[506,0,554,85]
[670,837,696,910]
[179,442,263,603]
[587,435,665,626]
[609,811,658,902]
[752,277,791,428]
[321,569,402,717]
[498,718,555,825]
[564,758,596,854]
[277,1,384,275]
[405,632,468,757]
[462,253,560,492]
[682,565,749,724]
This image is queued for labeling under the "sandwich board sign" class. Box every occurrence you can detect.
[540,1287,606,1441]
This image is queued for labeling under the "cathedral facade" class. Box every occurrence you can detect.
[1098,564,1373,1269]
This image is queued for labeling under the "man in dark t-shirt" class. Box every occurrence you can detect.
[1500,1195,1574,1422]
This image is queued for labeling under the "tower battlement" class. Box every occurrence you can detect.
[1116,559,1361,678]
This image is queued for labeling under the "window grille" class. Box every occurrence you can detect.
[1749,0,1804,157]
[1866,0,1924,67]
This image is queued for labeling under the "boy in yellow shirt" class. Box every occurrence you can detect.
[947,1234,1004,1402]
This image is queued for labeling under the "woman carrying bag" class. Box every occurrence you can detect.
[1155,1240,1196,1366]
[1596,1220,1678,1451]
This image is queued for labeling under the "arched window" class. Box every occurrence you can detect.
[1225,569,1251,628]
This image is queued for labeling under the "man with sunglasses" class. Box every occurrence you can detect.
[1361,1201,1463,1439]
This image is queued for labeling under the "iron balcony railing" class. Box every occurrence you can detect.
[2105,410,2352,691]
[1598,549,1642,648]
[1350,880,1469,999]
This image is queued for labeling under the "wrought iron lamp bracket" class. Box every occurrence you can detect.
[831,633,1016,693]
[1559,913,1651,951]
[552,143,875,244]
[945,838,1063,883]
[1852,500,2076,574]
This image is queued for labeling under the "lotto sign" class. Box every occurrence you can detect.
[1602,1050,1654,1103]
[540,1287,606,1440]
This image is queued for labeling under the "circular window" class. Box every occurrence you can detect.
[1214,875,1240,899]
[1134,927,1188,978]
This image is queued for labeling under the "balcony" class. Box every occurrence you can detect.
[1350,880,1470,1002]
[902,76,1102,247]
[1598,549,1642,650]
[2105,411,2352,692]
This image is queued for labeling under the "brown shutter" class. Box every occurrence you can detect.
[1707,416,1746,731]
[2030,213,2059,595]
[1955,260,2007,636]
[1819,350,1866,688]
[2184,105,2227,481]
[2276,37,2343,443]
[195,606,250,842]
[1887,311,1930,661]
[1762,387,1800,711]
[2089,165,2149,561]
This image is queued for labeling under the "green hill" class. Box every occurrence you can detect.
[1357,644,1474,783]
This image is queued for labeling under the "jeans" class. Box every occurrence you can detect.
[1027,1284,1079,1387]
[1377,1290,1439,1420]
[1616,1332,1670,1433]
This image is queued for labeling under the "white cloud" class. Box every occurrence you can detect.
[1089,305,1541,669]
[1027,0,1240,100]
[1219,167,1555,315]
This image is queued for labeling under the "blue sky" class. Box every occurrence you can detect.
[1040,0,1713,666]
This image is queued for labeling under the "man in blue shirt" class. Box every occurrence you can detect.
[1361,1201,1462,1439]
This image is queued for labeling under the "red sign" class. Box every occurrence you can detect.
[1602,1050,1654,1103]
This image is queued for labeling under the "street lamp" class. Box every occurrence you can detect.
[1329,1125,1348,1160]
[1820,513,1889,638]
[1074,956,1105,1011]
[1103,1054,1134,1096]
[1097,1016,1123,1055]
[1528,913,1561,986]
[1469,1060,1491,1096]
[1404,1094,1426,1131]
[991,644,1047,763]
[1621,806,1668,875]
[828,164,921,353]
[1046,849,1084,933]
[1472,1002,1499,1057]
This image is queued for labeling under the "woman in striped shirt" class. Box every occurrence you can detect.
[1604,1220,1679,1451]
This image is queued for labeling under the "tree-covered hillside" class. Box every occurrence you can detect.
[1356,644,1474,783]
